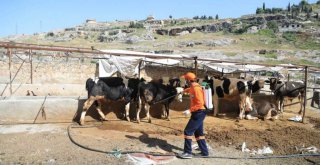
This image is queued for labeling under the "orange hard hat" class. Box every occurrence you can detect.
[181,72,196,81]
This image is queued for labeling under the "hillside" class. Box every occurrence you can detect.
[1,2,320,68]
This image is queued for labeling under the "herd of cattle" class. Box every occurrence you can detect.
[79,75,305,125]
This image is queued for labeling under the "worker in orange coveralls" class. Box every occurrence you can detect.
[177,72,209,159]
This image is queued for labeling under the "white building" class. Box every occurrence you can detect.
[278,23,303,33]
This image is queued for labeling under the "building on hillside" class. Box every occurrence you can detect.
[278,23,303,33]
[86,19,97,24]
[144,15,164,29]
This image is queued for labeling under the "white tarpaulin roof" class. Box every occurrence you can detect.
[203,62,239,73]
[99,56,142,77]
[100,49,194,59]
[98,49,307,76]
[98,50,185,77]
[202,62,302,73]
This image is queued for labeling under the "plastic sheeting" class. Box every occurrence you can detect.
[98,49,303,76]
[98,59,118,77]
[100,49,193,59]
[98,56,142,78]
[202,62,300,73]
[98,49,182,78]
[203,62,239,73]
[127,153,176,165]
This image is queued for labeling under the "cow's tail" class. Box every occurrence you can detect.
[136,81,145,109]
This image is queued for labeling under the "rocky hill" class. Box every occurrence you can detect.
[1,1,320,68]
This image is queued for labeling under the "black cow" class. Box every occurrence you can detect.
[125,77,146,121]
[80,77,142,125]
[137,79,184,123]
[269,78,305,114]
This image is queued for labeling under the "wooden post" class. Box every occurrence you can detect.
[194,56,198,76]
[138,60,142,78]
[29,49,33,84]
[221,68,224,77]
[8,48,12,95]
[302,66,308,123]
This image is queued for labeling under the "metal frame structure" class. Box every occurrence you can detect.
[1,41,319,123]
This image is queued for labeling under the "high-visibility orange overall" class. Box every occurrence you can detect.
[183,82,208,156]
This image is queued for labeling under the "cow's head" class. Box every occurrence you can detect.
[169,77,181,87]
[268,78,282,91]
[248,79,265,94]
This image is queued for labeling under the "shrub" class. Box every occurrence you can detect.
[129,22,144,28]
[267,21,278,33]
[282,32,297,41]
[263,53,277,59]
[258,29,276,38]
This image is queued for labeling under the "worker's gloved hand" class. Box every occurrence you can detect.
[183,109,191,116]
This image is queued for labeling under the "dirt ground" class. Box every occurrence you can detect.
[1,103,320,164]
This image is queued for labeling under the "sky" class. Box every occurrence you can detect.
[0,0,318,37]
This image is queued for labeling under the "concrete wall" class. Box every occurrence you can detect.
[0,84,87,96]
[0,59,96,84]
[0,96,189,124]
[0,58,229,96]
[0,96,82,124]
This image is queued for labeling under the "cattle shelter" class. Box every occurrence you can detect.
[1,42,320,164]
[0,42,319,123]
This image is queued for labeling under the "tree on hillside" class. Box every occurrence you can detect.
[208,16,213,19]
[306,7,313,18]
[215,14,219,20]
[299,0,308,12]
[291,5,300,18]
[201,15,207,19]
[272,8,283,14]
[193,16,199,20]
[256,8,263,14]
[263,2,265,10]
[287,2,291,12]
[267,21,278,33]
[264,8,272,14]
[169,15,172,19]
[129,21,144,28]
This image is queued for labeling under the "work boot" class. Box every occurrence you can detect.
[177,152,193,159]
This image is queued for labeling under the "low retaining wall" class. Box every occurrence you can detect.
[0,96,189,124]
[0,96,84,124]
[0,84,86,96]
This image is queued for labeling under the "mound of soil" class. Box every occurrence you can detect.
[206,126,320,155]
